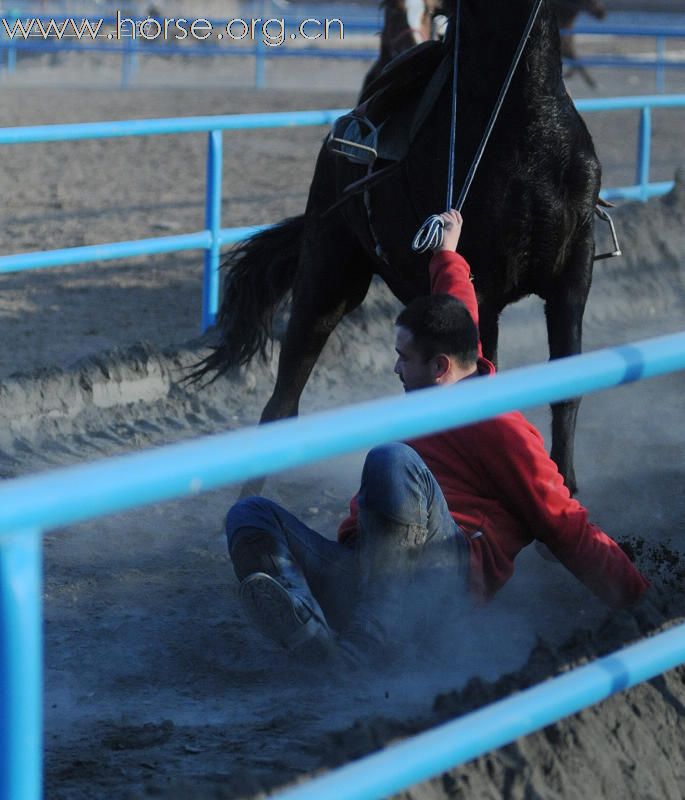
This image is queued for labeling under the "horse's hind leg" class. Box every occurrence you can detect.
[261,229,372,424]
[241,224,373,497]
[544,229,595,495]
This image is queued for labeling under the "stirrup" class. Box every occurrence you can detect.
[594,204,622,261]
[239,572,334,658]
[327,113,379,166]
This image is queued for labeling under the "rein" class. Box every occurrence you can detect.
[412,0,546,253]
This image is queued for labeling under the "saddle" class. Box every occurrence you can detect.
[326,42,450,198]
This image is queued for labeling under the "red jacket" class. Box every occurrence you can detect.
[338,250,649,608]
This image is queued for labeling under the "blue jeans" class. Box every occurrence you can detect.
[225,443,470,633]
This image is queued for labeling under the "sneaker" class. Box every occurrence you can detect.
[239,572,334,661]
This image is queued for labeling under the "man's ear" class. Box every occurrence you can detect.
[433,354,450,380]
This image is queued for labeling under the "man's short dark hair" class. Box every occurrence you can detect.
[396,294,479,366]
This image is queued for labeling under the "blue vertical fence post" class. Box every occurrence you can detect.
[121,39,131,88]
[255,44,266,89]
[121,28,139,89]
[255,0,267,88]
[656,35,666,93]
[636,106,652,201]
[6,11,17,74]
[202,129,223,331]
[0,528,42,800]
[6,44,15,74]
[254,42,266,89]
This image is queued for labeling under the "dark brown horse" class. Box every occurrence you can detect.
[194,0,601,495]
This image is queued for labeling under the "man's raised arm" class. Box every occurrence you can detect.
[427,209,482,355]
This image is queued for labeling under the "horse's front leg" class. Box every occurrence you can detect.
[478,301,501,367]
[544,229,595,495]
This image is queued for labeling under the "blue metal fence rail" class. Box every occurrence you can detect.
[271,621,685,799]
[0,11,378,89]
[0,13,684,89]
[571,23,685,93]
[0,108,348,331]
[577,94,685,202]
[0,95,682,330]
[1,329,685,800]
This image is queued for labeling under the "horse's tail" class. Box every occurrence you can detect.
[187,215,303,384]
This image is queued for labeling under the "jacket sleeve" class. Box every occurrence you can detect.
[474,416,650,608]
[428,250,483,357]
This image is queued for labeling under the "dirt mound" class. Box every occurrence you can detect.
[0,68,681,800]
[315,565,685,800]
[108,559,685,800]
[2,170,681,800]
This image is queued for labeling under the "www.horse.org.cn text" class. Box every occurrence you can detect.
[0,14,346,48]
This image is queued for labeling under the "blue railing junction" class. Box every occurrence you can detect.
[0,108,348,331]
[570,23,685,94]
[1,328,685,800]
[0,94,682,330]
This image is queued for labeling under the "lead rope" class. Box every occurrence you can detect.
[412,0,461,254]
[412,0,545,253]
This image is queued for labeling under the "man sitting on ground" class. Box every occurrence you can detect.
[224,209,649,661]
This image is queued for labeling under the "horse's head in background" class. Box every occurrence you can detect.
[380,0,448,58]
[553,0,606,28]
[362,0,449,94]
[584,0,607,20]
[552,0,606,87]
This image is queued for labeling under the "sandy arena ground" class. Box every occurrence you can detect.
[0,30,684,800]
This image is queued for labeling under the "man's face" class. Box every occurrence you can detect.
[394,325,436,392]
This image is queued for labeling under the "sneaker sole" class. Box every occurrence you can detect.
[239,572,334,660]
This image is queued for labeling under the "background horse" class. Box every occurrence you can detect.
[555,0,607,88]
[364,0,606,90]
[195,0,601,495]
[361,0,448,93]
